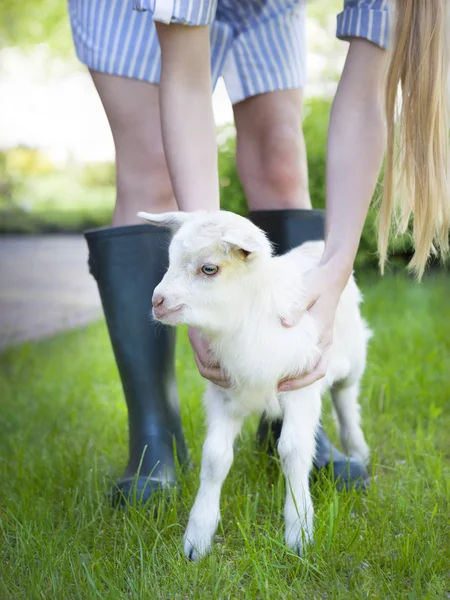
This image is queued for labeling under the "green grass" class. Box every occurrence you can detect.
[1,274,449,599]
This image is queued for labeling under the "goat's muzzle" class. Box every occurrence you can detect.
[152,292,184,322]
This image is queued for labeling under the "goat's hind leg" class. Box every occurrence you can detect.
[278,386,321,556]
[184,389,243,561]
[331,381,370,466]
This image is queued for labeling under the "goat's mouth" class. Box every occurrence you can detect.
[153,304,185,324]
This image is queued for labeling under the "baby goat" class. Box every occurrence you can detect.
[138,210,371,561]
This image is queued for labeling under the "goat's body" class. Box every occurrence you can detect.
[204,241,371,421]
[184,241,371,560]
[142,210,372,562]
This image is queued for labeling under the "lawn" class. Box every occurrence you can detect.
[1,273,449,599]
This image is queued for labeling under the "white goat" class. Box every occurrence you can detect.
[138,210,371,561]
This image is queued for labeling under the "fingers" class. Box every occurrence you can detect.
[281,306,307,329]
[281,315,300,328]
[281,297,318,328]
[193,352,230,388]
[278,353,328,392]
[189,327,231,388]
[188,327,219,368]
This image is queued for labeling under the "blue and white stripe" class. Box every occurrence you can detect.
[69,0,162,81]
[337,0,390,50]
[68,0,389,105]
[222,2,307,103]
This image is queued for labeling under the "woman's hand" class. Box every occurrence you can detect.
[278,264,348,392]
[188,327,231,388]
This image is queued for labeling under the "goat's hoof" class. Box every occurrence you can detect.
[285,529,313,558]
[183,538,211,562]
[349,442,370,467]
[286,539,304,557]
[183,530,213,562]
[185,543,200,562]
[350,450,370,468]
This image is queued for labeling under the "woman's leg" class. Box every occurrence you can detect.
[233,89,311,212]
[86,73,188,505]
[89,71,177,224]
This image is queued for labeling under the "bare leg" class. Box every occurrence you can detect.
[233,89,310,211]
[278,386,322,555]
[90,71,177,225]
[184,387,243,561]
[331,382,370,465]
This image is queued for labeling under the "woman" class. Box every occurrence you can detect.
[68,0,448,504]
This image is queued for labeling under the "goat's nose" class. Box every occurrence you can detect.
[152,293,165,309]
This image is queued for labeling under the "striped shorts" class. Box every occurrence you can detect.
[69,0,389,105]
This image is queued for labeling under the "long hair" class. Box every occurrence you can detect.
[380,0,450,278]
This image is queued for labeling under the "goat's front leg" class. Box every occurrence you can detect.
[184,389,243,561]
[278,385,322,556]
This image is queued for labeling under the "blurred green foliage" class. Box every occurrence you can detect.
[307,0,342,27]
[0,0,71,53]
[0,148,115,233]
[80,162,116,188]
[0,99,418,271]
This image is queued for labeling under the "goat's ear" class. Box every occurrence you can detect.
[137,211,189,232]
[221,231,262,256]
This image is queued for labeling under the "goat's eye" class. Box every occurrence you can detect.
[201,264,219,276]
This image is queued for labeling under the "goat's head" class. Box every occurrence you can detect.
[138,210,272,332]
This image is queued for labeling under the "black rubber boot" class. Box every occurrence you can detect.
[86,224,188,506]
[249,209,369,490]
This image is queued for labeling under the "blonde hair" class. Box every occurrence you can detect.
[380,0,450,278]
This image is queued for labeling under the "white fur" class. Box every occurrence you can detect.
[138,210,372,561]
